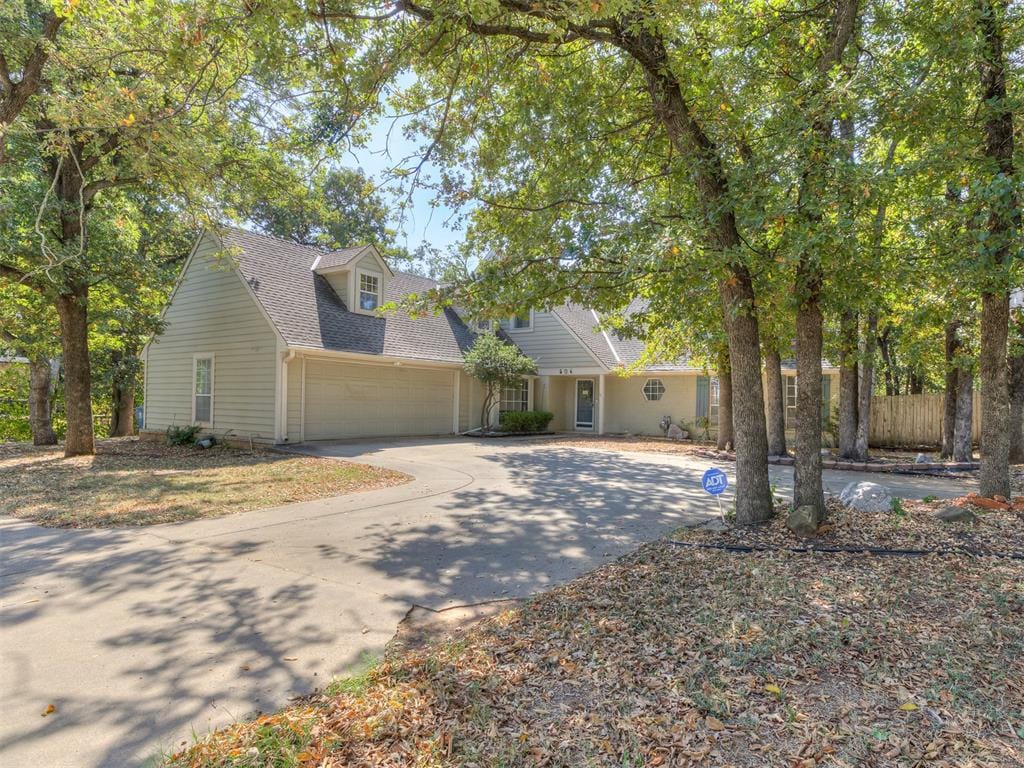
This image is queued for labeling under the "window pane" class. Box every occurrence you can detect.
[195,358,212,395]
[195,394,211,423]
[643,379,665,401]
[512,314,531,329]
[500,380,529,412]
[359,274,379,310]
[498,318,511,330]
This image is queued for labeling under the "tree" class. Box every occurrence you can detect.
[462,332,536,430]
[0,0,300,455]
[974,0,1018,497]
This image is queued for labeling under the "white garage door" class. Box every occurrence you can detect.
[304,360,455,440]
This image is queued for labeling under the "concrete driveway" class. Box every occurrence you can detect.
[0,437,974,767]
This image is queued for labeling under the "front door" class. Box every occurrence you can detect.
[575,379,595,430]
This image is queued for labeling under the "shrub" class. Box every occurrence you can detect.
[499,410,554,433]
[166,424,202,445]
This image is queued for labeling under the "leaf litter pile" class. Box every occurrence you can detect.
[170,502,1024,768]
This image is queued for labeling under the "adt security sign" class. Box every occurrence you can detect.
[701,468,729,496]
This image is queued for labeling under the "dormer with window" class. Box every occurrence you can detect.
[311,244,392,315]
[476,310,534,333]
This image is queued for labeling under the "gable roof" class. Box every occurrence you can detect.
[551,302,696,372]
[216,227,475,364]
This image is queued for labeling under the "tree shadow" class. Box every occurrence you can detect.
[0,522,376,767]
[327,446,721,610]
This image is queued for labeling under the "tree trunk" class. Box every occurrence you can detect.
[975,0,1016,498]
[793,261,824,520]
[953,367,974,463]
[110,380,135,437]
[941,321,961,458]
[55,285,94,456]
[837,311,858,458]
[1009,314,1024,464]
[716,349,734,451]
[853,312,877,461]
[764,347,787,456]
[979,293,1010,494]
[908,370,924,395]
[878,328,898,396]
[28,356,57,445]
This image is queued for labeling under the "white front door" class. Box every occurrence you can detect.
[575,379,595,430]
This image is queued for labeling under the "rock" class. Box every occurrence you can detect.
[820,448,833,458]
[667,423,684,441]
[839,481,892,513]
[787,505,820,537]
[934,505,975,523]
[915,453,929,464]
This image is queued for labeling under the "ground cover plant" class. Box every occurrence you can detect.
[167,501,1024,768]
[0,438,408,527]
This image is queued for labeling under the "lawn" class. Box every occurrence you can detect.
[168,500,1023,768]
[0,438,409,527]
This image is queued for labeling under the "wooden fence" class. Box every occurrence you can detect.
[869,392,982,448]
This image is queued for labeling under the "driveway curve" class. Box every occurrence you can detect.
[0,437,974,767]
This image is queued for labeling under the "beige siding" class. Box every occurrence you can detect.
[458,371,485,432]
[504,312,600,371]
[286,357,303,443]
[144,232,279,440]
[604,373,698,436]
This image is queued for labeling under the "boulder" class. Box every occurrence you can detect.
[934,505,976,523]
[820,448,833,458]
[787,505,820,537]
[915,453,930,464]
[839,481,892,513]
[667,423,685,441]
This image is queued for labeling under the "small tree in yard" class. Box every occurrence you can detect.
[463,333,536,431]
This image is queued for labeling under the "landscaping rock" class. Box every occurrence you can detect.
[839,481,892,513]
[915,453,929,464]
[934,505,976,523]
[820,448,833,458]
[787,505,819,537]
[667,423,685,441]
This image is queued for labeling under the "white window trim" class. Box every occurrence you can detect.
[499,378,531,414]
[709,376,721,422]
[192,353,215,428]
[355,267,383,314]
[642,378,666,402]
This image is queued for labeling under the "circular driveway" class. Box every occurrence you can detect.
[0,437,974,767]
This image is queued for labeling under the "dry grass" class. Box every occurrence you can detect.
[0,438,409,528]
[167,503,1024,768]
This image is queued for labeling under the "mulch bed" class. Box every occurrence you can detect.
[168,495,1024,768]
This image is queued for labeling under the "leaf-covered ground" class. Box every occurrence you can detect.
[168,503,1024,768]
[0,438,409,527]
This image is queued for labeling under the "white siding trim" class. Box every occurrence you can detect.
[300,355,307,443]
[288,345,462,369]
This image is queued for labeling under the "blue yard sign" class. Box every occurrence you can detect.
[701,467,729,496]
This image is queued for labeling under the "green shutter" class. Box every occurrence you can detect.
[696,376,709,418]
[821,375,831,426]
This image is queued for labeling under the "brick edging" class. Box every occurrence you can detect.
[688,447,978,475]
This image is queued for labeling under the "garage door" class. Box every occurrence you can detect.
[304,360,455,440]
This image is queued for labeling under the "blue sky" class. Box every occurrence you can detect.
[343,112,468,256]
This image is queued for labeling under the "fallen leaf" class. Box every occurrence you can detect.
[764,683,782,696]
[899,702,918,711]
[41,704,56,717]
[706,716,725,731]
[283,656,298,661]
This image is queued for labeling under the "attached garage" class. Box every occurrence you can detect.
[303,359,457,440]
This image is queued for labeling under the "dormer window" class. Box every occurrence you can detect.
[498,312,533,331]
[359,271,381,311]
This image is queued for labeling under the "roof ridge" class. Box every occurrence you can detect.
[219,224,374,257]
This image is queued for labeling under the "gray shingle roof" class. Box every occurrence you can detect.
[218,227,475,364]
[312,245,374,271]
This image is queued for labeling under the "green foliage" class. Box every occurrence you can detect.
[0,365,32,442]
[498,410,554,434]
[165,424,201,446]
[462,333,537,428]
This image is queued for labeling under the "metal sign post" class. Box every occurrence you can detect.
[701,467,729,523]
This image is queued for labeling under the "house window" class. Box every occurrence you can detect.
[785,375,797,428]
[500,379,530,414]
[643,378,665,401]
[498,312,532,331]
[476,319,492,331]
[709,377,720,423]
[359,272,381,311]
[193,355,213,426]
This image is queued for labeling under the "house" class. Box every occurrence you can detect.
[142,227,839,444]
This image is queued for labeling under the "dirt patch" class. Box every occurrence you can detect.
[388,600,522,659]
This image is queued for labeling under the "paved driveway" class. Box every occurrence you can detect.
[0,437,974,767]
